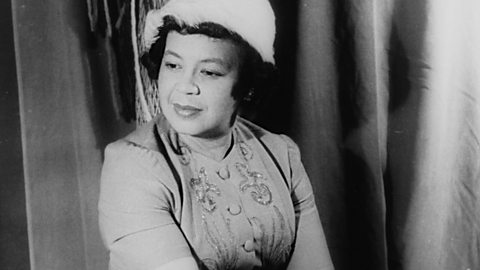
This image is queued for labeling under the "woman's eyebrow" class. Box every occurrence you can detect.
[164,50,182,59]
[201,58,231,69]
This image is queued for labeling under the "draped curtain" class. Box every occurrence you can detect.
[292,0,480,269]
[89,0,480,269]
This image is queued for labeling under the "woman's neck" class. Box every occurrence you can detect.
[179,130,233,161]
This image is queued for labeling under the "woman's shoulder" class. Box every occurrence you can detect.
[106,116,169,154]
[236,117,299,152]
[103,117,173,179]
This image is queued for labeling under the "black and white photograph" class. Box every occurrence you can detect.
[1,0,479,269]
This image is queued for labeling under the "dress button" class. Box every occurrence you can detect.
[243,239,255,252]
[226,204,242,215]
[217,166,230,180]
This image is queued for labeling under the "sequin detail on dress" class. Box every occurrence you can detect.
[201,214,239,270]
[190,167,221,213]
[178,143,192,165]
[235,139,273,205]
[252,205,294,268]
[236,162,273,205]
[238,142,253,160]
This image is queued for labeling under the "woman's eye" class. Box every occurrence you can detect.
[164,62,180,70]
[201,70,223,77]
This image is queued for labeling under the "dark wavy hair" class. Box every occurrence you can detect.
[140,16,276,111]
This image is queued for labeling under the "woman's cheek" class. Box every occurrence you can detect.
[158,77,174,97]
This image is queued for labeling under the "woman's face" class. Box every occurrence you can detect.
[157,31,242,139]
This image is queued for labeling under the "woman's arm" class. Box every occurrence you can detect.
[99,141,198,270]
[287,207,334,270]
[282,136,335,270]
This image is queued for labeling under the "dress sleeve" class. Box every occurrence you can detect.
[98,141,192,270]
[281,136,335,270]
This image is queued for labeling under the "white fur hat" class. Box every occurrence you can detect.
[143,0,276,64]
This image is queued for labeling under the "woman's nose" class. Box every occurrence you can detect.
[176,83,200,95]
[175,75,200,95]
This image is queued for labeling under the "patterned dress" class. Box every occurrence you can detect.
[99,116,334,270]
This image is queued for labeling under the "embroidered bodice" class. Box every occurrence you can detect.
[170,126,295,269]
[98,117,334,270]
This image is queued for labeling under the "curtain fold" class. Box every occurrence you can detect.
[295,0,480,270]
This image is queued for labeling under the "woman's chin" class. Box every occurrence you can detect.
[164,110,199,132]
[166,117,206,137]
[172,125,202,137]
[164,109,230,139]
[170,121,229,140]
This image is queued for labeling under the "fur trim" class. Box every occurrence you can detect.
[143,0,276,64]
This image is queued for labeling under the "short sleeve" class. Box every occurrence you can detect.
[98,141,192,270]
[281,136,335,270]
[281,135,317,216]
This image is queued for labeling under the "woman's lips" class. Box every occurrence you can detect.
[173,103,202,118]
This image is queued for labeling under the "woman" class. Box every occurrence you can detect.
[98,0,334,269]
